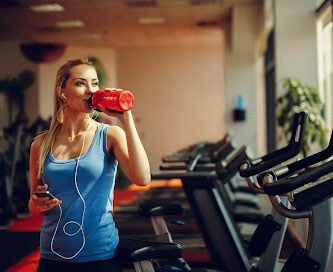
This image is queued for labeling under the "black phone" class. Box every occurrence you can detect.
[34,191,54,200]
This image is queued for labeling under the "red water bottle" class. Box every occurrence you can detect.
[88,89,134,113]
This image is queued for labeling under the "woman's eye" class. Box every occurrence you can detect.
[75,81,85,86]
[92,82,99,87]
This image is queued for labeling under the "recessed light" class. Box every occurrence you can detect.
[30,3,64,13]
[138,17,165,25]
[56,20,85,28]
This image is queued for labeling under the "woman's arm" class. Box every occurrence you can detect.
[29,135,62,214]
[103,109,151,186]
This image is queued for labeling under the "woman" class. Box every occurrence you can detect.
[29,58,151,271]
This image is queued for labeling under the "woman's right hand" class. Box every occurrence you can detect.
[30,184,62,213]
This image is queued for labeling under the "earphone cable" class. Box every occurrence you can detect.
[50,122,91,259]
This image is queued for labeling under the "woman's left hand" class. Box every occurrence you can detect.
[97,88,130,121]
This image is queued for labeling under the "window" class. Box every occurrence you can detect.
[316,0,333,130]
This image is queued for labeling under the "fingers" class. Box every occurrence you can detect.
[37,199,62,213]
[97,104,124,116]
[97,88,126,117]
[35,183,48,192]
[31,194,50,202]
[34,199,62,213]
[31,186,62,213]
[98,104,106,112]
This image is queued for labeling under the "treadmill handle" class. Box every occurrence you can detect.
[262,159,333,195]
[292,179,333,209]
[151,171,216,180]
[257,130,333,183]
[239,111,307,177]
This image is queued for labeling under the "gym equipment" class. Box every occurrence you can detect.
[0,116,50,229]
[147,112,307,271]
[261,159,333,272]
[238,111,307,271]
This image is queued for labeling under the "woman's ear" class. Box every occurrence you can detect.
[57,87,67,100]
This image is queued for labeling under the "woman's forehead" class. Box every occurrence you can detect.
[69,64,97,79]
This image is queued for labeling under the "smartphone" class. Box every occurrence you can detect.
[33,191,54,200]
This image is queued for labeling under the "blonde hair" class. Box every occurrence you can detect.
[37,57,96,178]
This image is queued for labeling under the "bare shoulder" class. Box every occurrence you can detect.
[106,125,125,149]
[31,132,47,151]
[106,125,124,136]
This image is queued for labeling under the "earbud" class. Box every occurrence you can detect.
[61,93,67,100]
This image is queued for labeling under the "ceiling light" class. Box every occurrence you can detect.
[56,20,85,28]
[138,17,165,25]
[30,3,64,13]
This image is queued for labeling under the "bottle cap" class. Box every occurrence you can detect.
[119,91,134,111]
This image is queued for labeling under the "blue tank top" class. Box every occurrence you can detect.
[40,123,119,262]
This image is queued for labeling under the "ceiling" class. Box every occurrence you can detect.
[0,0,261,49]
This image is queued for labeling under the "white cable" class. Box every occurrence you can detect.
[50,122,91,260]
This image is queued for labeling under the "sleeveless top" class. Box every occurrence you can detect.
[40,123,119,262]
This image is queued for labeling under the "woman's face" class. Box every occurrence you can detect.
[62,64,99,113]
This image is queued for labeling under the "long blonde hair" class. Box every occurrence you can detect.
[37,57,96,178]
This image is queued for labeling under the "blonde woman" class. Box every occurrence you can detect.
[29,58,150,272]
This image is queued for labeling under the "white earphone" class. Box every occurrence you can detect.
[61,93,67,100]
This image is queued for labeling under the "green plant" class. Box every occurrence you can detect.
[276,77,328,157]
[88,56,108,88]
[0,70,35,118]
[0,70,35,98]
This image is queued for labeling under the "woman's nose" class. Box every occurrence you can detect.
[87,84,98,93]
[85,86,94,94]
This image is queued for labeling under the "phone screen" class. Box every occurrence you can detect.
[34,191,54,200]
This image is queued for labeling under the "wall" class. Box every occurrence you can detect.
[117,47,225,171]
[275,0,318,93]
[224,4,265,157]
[0,41,225,172]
